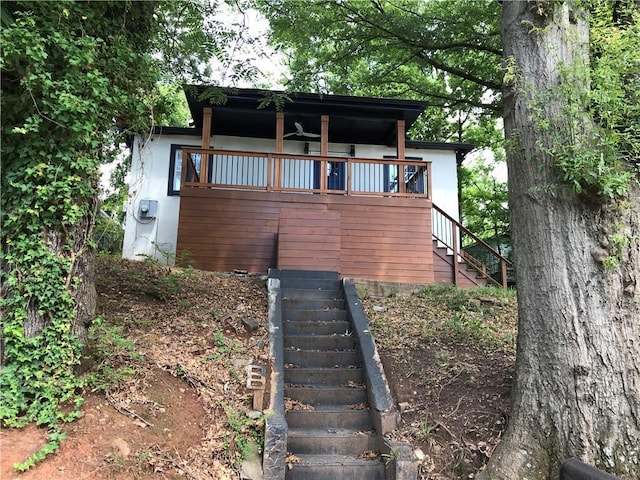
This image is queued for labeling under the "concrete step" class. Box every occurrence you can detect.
[282,288,343,300]
[284,309,348,322]
[286,405,372,430]
[285,335,356,351]
[285,350,360,368]
[283,298,345,310]
[280,279,342,290]
[284,367,363,386]
[285,385,367,406]
[287,428,379,455]
[284,320,352,336]
[285,454,385,480]
[277,269,339,280]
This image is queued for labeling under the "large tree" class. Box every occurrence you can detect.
[260,1,640,477]
[479,2,639,478]
[0,0,254,467]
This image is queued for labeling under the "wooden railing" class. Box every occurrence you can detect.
[180,147,432,198]
[432,204,512,288]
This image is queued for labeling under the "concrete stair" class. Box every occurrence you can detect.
[279,270,386,480]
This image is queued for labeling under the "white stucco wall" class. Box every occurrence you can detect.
[122,130,460,263]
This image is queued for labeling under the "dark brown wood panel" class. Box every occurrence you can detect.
[277,207,340,272]
[177,187,435,283]
[334,200,433,283]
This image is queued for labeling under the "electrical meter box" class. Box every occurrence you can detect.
[138,199,158,219]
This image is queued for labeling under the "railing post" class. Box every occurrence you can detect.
[267,153,273,191]
[274,154,282,191]
[320,116,329,192]
[397,120,406,194]
[451,220,459,287]
[501,258,507,288]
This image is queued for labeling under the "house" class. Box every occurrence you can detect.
[122,86,510,287]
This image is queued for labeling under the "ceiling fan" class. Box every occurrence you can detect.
[283,122,321,138]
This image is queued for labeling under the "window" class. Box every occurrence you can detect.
[168,144,200,196]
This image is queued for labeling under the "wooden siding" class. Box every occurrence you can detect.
[176,187,434,284]
[278,208,341,272]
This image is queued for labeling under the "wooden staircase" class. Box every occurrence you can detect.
[432,204,513,288]
[433,239,489,288]
[279,270,386,480]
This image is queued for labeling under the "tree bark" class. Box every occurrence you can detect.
[16,197,97,351]
[479,2,640,479]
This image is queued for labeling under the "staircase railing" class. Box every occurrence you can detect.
[432,205,513,288]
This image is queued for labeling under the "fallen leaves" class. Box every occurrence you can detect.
[286,453,301,470]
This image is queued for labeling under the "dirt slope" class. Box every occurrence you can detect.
[1,257,516,480]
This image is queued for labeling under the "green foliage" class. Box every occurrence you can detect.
[589,0,640,170]
[83,318,142,393]
[0,0,159,467]
[460,154,509,246]
[443,312,496,348]
[257,0,503,145]
[154,83,192,127]
[222,402,265,465]
[94,213,124,256]
[381,447,401,466]
[602,221,639,269]
[203,329,243,363]
[14,429,68,472]
[523,2,639,200]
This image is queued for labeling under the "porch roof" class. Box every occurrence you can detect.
[185,86,429,146]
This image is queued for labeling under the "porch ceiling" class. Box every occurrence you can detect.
[185,85,429,146]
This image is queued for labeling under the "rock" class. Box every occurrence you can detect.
[111,438,130,458]
[373,305,387,312]
[247,410,262,420]
[240,449,263,480]
[467,298,481,309]
[232,357,252,369]
[240,428,266,479]
[242,317,260,331]
[398,402,411,412]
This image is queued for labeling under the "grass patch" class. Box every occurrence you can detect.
[365,285,517,355]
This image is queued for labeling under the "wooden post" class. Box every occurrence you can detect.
[320,115,329,191]
[346,157,351,196]
[200,107,212,185]
[274,112,284,191]
[201,107,212,149]
[452,222,459,287]
[275,112,284,153]
[397,120,406,194]
[501,258,508,288]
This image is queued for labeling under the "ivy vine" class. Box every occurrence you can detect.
[1,1,158,468]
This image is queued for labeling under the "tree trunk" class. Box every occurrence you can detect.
[479,2,640,479]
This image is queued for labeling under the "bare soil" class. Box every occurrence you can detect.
[1,258,517,480]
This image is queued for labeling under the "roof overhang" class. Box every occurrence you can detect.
[185,86,429,146]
